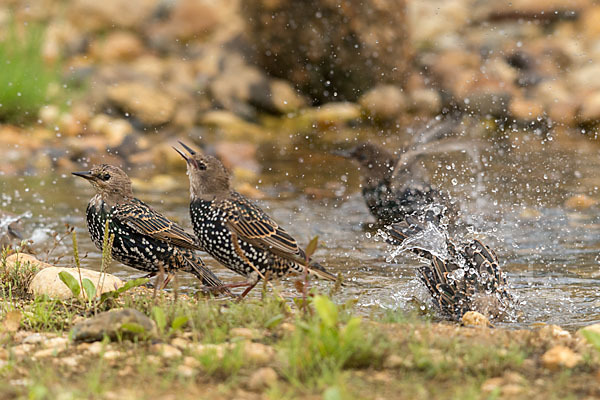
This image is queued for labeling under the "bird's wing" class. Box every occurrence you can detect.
[113,200,200,250]
[222,193,304,259]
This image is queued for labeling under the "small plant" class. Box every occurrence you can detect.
[581,329,600,353]
[0,248,39,297]
[0,21,60,123]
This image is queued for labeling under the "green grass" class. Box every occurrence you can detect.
[0,21,60,123]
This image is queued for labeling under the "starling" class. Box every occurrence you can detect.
[335,141,457,225]
[0,210,25,249]
[72,164,227,292]
[174,142,337,297]
[386,214,513,321]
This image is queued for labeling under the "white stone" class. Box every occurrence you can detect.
[28,267,123,300]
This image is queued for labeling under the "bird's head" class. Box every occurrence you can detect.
[333,142,396,183]
[174,142,230,200]
[72,164,133,203]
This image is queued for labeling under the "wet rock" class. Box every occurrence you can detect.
[541,345,581,370]
[359,84,407,120]
[461,311,491,328]
[71,308,156,342]
[308,102,362,126]
[564,194,597,210]
[69,0,159,32]
[475,0,590,22]
[244,0,410,103]
[247,367,278,391]
[509,97,545,121]
[200,110,268,141]
[409,88,442,115]
[107,83,176,126]
[29,267,123,300]
[98,31,145,62]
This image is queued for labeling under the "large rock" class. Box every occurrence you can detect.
[71,308,156,342]
[69,0,159,32]
[106,83,176,126]
[243,0,411,103]
[5,253,52,272]
[29,267,123,300]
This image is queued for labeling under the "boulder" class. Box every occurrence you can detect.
[28,266,123,300]
[243,0,411,103]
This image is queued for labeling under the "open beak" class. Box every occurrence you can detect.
[71,171,94,180]
[174,141,199,168]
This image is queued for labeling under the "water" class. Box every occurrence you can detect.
[2,135,600,330]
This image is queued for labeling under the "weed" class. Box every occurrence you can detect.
[0,20,60,123]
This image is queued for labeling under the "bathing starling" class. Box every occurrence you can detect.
[174,142,337,297]
[386,214,513,321]
[335,142,456,225]
[72,164,227,292]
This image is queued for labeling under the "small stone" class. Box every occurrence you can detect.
[183,356,200,369]
[99,31,144,62]
[33,347,65,359]
[152,343,182,359]
[60,356,79,368]
[409,88,442,115]
[564,194,597,211]
[71,308,156,342]
[461,311,491,328]
[243,342,275,366]
[177,364,195,378]
[29,266,123,300]
[86,341,104,355]
[537,325,571,341]
[383,354,404,369]
[541,346,581,370]
[11,344,34,359]
[311,103,362,125]
[509,97,545,121]
[39,105,60,125]
[170,337,189,350]
[359,84,407,120]
[230,328,258,340]
[190,343,227,359]
[44,337,69,351]
[102,350,122,360]
[247,367,278,391]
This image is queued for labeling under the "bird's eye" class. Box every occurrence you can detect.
[198,163,207,171]
[101,173,110,181]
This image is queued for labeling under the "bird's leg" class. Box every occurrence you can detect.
[160,273,175,290]
[239,279,259,299]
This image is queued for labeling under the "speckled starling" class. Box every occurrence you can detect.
[386,214,513,321]
[72,164,227,292]
[335,142,457,225]
[174,142,337,297]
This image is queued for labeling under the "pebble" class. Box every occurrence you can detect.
[102,350,123,361]
[247,367,278,391]
[230,328,258,340]
[176,364,196,378]
[564,194,597,210]
[106,83,176,126]
[152,343,182,359]
[170,337,190,350]
[461,311,491,328]
[541,345,581,370]
[383,354,404,369]
[359,84,407,120]
[244,342,276,366]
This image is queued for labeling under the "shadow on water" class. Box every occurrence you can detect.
[2,133,600,330]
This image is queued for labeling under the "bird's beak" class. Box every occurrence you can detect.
[72,171,94,180]
[174,141,199,168]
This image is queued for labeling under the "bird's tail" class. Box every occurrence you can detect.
[181,251,232,296]
[305,261,338,282]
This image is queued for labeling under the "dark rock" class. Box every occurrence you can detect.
[71,308,157,342]
[243,0,411,103]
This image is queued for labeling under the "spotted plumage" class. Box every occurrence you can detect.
[175,142,336,296]
[73,165,226,291]
[387,214,513,321]
[335,141,457,225]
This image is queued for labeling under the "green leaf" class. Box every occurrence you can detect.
[116,278,149,294]
[264,314,285,329]
[81,278,97,301]
[342,317,362,342]
[305,236,319,259]
[581,329,600,351]
[170,316,189,332]
[120,322,146,334]
[152,306,167,334]
[58,271,80,297]
[313,295,338,328]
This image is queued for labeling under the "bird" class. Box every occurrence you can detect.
[386,213,513,321]
[334,141,457,225]
[0,210,25,249]
[174,142,337,297]
[72,164,228,293]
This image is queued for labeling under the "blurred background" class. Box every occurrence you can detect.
[1,0,599,327]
